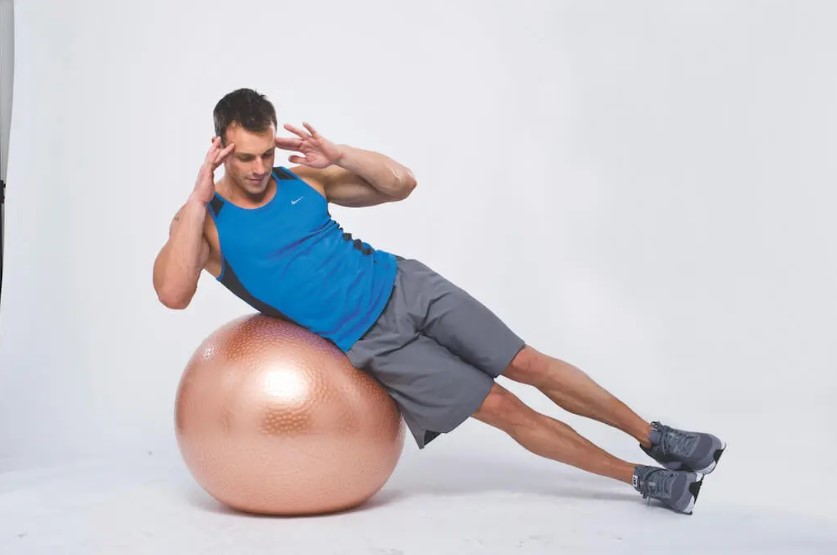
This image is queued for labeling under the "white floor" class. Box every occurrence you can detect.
[2,406,836,555]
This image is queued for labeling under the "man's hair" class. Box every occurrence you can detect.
[213,88,277,144]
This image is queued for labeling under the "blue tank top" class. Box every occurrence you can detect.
[207,166,398,352]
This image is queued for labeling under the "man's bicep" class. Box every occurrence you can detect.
[166,205,212,272]
[291,165,402,208]
[326,179,400,207]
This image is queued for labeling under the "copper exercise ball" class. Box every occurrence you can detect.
[174,314,406,515]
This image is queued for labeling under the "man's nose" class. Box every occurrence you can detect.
[252,159,266,175]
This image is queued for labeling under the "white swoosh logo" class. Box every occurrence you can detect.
[292,196,304,205]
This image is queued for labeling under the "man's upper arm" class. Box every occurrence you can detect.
[168,204,212,271]
[290,165,404,208]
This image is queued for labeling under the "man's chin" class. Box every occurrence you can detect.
[243,179,265,192]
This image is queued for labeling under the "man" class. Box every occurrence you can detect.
[153,88,725,515]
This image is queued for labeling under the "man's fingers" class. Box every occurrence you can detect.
[205,137,219,154]
[203,144,219,166]
[302,121,318,137]
[275,136,302,150]
[220,141,235,156]
[204,136,223,159]
[283,122,311,139]
[213,142,235,167]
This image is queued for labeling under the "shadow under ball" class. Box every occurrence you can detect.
[175,314,406,516]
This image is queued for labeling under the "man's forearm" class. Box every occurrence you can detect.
[335,145,417,198]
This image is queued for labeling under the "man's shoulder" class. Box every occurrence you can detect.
[275,165,327,197]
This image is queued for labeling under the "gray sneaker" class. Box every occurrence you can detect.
[641,421,726,474]
[632,465,704,514]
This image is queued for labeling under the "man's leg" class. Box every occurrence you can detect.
[394,259,653,447]
[394,257,721,478]
[501,346,654,448]
[471,381,639,484]
[472,380,705,514]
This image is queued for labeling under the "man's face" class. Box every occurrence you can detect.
[222,122,277,195]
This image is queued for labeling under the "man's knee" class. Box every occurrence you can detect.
[500,345,547,386]
[471,382,532,431]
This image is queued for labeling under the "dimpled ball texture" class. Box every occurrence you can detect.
[174,314,406,515]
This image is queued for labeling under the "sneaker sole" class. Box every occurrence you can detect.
[683,474,705,515]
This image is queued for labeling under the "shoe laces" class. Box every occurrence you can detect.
[653,421,698,458]
[637,467,672,501]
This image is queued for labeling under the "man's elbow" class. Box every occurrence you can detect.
[395,174,417,200]
[156,288,193,310]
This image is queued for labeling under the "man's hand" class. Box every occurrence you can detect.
[191,136,235,205]
[275,122,343,169]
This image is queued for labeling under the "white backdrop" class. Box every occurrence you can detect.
[1,0,836,542]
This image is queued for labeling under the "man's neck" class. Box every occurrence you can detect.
[217,174,276,208]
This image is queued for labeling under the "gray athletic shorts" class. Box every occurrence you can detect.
[346,256,526,449]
